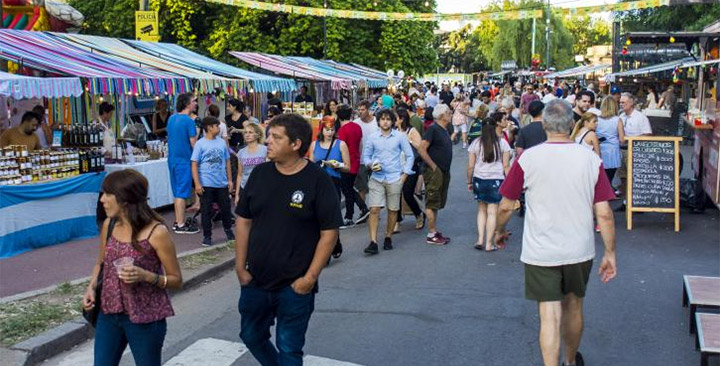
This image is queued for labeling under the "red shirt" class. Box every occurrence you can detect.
[338,121,362,174]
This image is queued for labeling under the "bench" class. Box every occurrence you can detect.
[683,275,720,334]
[695,313,720,366]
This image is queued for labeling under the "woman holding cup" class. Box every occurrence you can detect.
[82,169,182,366]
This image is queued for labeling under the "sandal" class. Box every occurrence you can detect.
[415,213,426,230]
[485,244,499,252]
[473,243,485,250]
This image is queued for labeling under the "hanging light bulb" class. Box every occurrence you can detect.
[424,1,429,6]
[373,1,377,6]
[669,36,676,43]
[625,39,631,46]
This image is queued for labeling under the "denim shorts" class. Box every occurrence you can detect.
[473,177,503,204]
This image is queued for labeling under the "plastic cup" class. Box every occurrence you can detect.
[113,257,134,275]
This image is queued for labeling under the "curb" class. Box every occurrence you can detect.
[3,255,236,366]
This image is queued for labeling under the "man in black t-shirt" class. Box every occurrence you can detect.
[515,100,547,156]
[294,85,315,104]
[417,103,453,246]
[439,84,454,106]
[235,114,342,366]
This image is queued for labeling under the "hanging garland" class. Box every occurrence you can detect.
[204,0,671,21]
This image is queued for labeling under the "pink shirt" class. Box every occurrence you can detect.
[101,225,174,324]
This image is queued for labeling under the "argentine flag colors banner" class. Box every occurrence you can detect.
[0,173,105,259]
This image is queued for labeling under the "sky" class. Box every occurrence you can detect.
[436,0,619,31]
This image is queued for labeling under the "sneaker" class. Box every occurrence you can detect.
[437,232,451,243]
[564,351,584,366]
[426,233,448,246]
[462,142,468,149]
[363,241,379,255]
[174,223,199,235]
[383,237,393,250]
[355,209,370,225]
[201,237,212,247]
[225,230,235,241]
[594,225,600,233]
[339,218,355,229]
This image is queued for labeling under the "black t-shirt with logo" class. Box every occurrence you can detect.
[235,161,342,291]
[423,123,453,173]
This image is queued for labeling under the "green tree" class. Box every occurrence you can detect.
[485,0,574,70]
[68,0,136,38]
[204,0,439,76]
[563,16,611,56]
[618,1,720,32]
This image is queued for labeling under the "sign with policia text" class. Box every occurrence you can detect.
[135,11,160,42]
[204,0,672,21]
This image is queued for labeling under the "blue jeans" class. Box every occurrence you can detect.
[94,312,167,366]
[239,285,315,366]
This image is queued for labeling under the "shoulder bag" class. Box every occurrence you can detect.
[82,218,116,327]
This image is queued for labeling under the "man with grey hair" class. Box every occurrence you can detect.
[417,103,453,245]
[616,92,652,211]
[494,99,618,366]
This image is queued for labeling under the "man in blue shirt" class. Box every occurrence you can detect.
[191,116,234,246]
[361,109,414,254]
[167,92,199,234]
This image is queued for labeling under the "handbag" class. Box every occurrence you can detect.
[82,218,116,327]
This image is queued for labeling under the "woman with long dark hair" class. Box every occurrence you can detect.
[395,108,425,230]
[323,98,339,122]
[467,118,511,251]
[83,169,182,366]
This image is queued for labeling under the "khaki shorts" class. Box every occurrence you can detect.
[423,167,450,210]
[618,149,628,179]
[367,178,403,211]
[354,165,371,193]
[525,260,593,302]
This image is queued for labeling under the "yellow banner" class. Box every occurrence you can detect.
[206,0,543,21]
[206,0,674,21]
[135,11,160,42]
[206,0,672,21]
[562,0,671,16]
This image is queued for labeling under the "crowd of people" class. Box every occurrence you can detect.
[81,75,672,366]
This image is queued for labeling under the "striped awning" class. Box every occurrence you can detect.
[0,71,83,99]
[126,41,297,93]
[0,29,193,96]
[605,58,694,83]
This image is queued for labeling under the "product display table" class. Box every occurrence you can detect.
[0,172,106,258]
[105,159,174,209]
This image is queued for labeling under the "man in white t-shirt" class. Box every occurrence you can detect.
[495,99,617,366]
[352,100,379,221]
[616,92,652,210]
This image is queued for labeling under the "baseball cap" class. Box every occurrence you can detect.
[610,85,621,94]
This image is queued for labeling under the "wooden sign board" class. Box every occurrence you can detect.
[626,136,682,232]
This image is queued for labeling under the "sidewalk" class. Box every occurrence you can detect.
[0,208,232,299]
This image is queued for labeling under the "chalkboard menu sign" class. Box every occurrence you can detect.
[626,136,682,232]
[631,140,676,208]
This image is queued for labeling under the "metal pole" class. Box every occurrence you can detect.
[545,0,550,70]
[323,0,327,59]
[531,17,536,67]
[139,0,148,10]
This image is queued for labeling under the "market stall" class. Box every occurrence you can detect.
[0,71,103,258]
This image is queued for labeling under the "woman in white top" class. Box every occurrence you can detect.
[645,86,659,110]
[467,118,511,252]
[570,112,600,156]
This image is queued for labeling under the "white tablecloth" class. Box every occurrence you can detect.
[105,159,174,208]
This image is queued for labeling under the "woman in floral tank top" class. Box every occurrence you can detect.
[82,169,182,366]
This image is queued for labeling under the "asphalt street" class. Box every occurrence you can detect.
[42,143,720,366]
